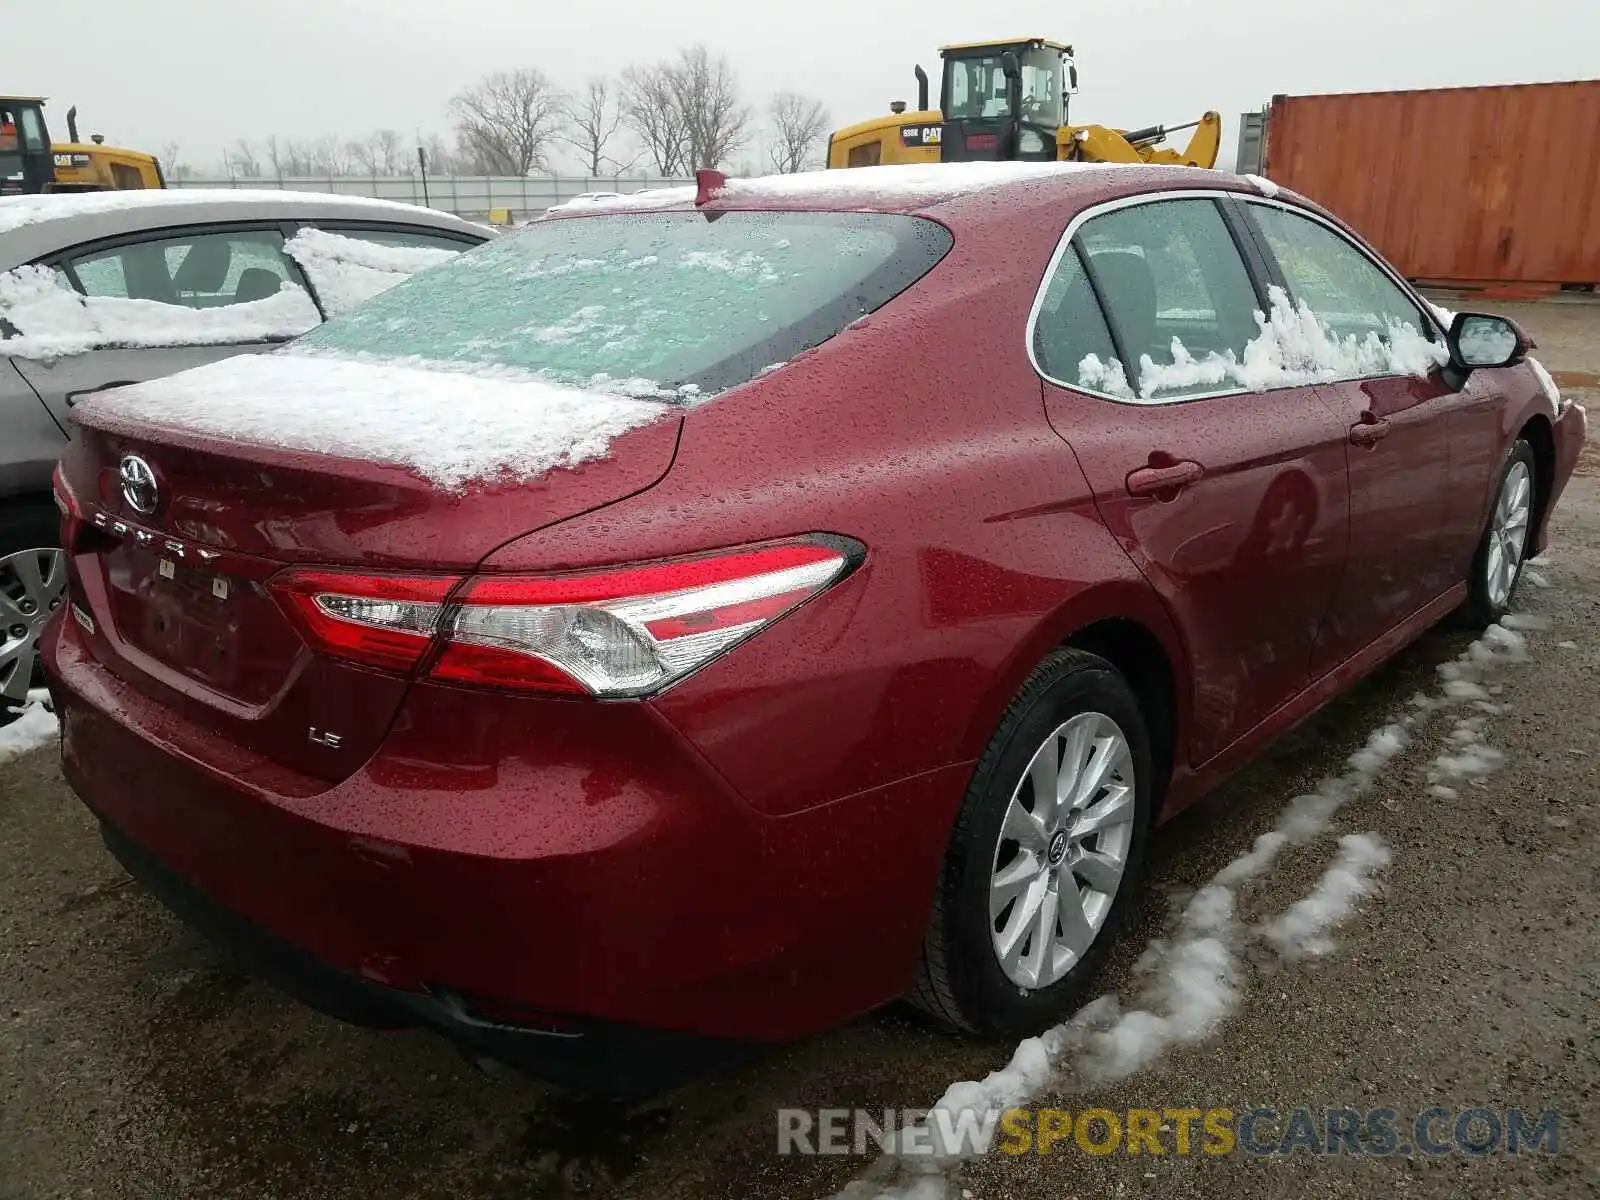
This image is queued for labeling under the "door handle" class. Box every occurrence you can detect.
[1349,416,1391,446]
[1127,459,1204,497]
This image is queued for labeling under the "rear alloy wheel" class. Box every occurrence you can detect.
[1460,439,1536,629]
[912,649,1152,1034]
[0,506,68,727]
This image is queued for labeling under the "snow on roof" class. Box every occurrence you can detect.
[572,161,1124,215]
[78,351,668,490]
[0,188,446,236]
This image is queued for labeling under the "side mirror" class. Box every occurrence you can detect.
[1449,312,1534,370]
[1067,62,1080,94]
[1000,50,1021,81]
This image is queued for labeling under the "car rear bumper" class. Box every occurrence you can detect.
[95,817,753,1095]
[43,613,966,1073]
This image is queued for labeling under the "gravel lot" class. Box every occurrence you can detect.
[2,299,1596,1200]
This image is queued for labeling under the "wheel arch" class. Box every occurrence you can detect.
[959,579,1191,813]
[1515,412,1556,542]
[1061,617,1179,813]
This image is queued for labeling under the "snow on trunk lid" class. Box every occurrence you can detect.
[78,351,670,491]
[58,356,683,783]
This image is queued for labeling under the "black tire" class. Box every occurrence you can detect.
[911,648,1154,1035]
[0,502,63,727]
[1458,439,1537,630]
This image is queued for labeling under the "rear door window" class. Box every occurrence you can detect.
[294,210,953,398]
[67,229,301,309]
[1,228,318,360]
[1031,244,1127,395]
[1076,199,1263,400]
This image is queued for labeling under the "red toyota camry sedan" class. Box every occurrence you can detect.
[42,163,1586,1093]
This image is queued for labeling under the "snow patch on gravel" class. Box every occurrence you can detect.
[1261,834,1392,959]
[0,690,57,764]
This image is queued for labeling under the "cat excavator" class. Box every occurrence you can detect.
[827,38,1221,171]
[1,95,164,195]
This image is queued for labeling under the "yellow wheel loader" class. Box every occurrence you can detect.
[1,96,164,195]
[827,38,1221,171]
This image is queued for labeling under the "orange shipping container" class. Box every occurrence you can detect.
[1263,81,1600,290]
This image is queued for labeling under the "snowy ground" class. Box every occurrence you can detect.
[1,301,1597,1198]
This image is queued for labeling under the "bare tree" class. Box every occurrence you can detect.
[374,129,406,174]
[229,139,262,177]
[670,45,751,170]
[449,69,566,175]
[158,142,194,180]
[767,92,830,173]
[275,138,315,175]
[347,135,380,175]
[622,46,750,174]
[560,77,634,176]
[621,63,690,175]
[419,132,455,175]
[310,135,351,175]
[262,134,285,179]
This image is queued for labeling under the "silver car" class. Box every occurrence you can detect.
[0,189,487,719]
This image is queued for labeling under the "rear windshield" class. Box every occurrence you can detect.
[292,210,952,399]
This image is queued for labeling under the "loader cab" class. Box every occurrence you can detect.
[0,97,55,195]
[939,39,1074,162]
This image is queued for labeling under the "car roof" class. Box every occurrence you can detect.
[545,163,1272,224]
[0,189,486,268]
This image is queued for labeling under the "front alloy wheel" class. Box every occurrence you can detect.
[1461,439,1537,628]
[1485,460,1532,609]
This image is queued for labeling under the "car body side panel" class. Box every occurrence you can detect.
[1309,372,1458,674]
[477,212,1176,819]
[1464,367,1564,543]
[1540,399,1588,554]
[0,358,65,499]
[1046,383,1351,766]
[12,343,274,435]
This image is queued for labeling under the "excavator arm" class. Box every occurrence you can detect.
[1059,111,1222,169]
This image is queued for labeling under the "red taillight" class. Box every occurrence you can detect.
[52,463,83,547]
[270,570,456,672]
[269,539,857,696]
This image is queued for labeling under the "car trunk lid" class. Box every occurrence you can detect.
[59,353,681,782]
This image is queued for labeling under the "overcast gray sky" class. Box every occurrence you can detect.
[10,0,1592,174]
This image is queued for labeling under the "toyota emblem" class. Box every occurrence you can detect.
[119,454,159,515]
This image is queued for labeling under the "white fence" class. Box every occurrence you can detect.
[169,175,694,220]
